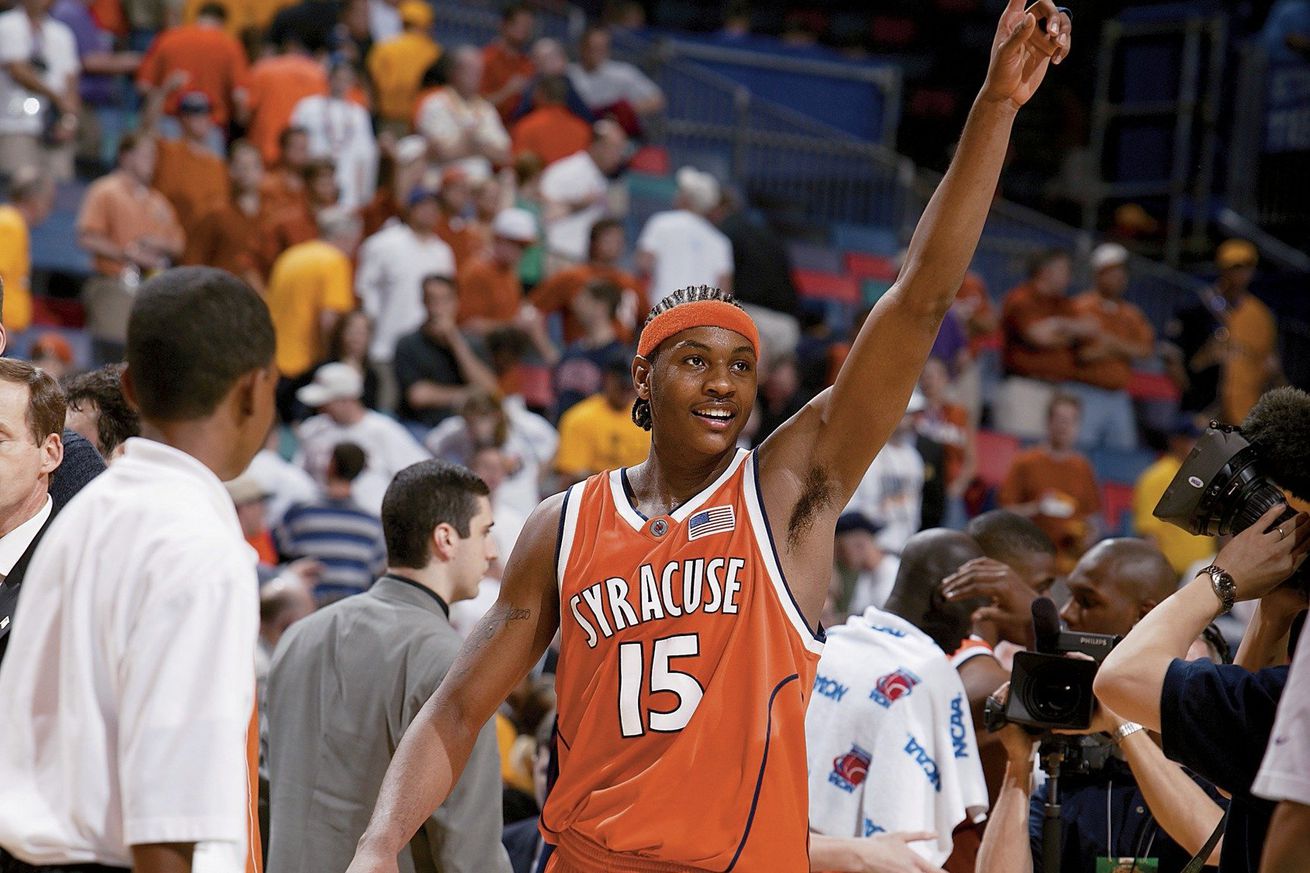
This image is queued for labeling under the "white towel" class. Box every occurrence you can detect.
[806,609,990,865]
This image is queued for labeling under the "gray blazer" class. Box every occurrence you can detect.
[266,575,511,873]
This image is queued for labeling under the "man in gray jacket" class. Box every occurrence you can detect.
[266,459,510,873]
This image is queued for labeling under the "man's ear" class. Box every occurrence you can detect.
[431,522,457,562]
[39,431,64,476]
[633,355,652,400]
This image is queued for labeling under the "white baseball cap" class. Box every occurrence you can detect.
[1090,243,1129,272]
[493,207,538,244]
[676,166,720,214]
[296,362,364,407]
[394,135,427,165]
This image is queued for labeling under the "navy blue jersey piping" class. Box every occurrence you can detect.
[749,450,826,642]
[725,673,800,871]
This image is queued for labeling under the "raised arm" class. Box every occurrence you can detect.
[346,494,564,873]
[783,0,1070,497]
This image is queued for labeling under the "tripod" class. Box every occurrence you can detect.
[1039,738,1067,873]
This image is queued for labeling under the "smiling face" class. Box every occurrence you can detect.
[637,326,758,457]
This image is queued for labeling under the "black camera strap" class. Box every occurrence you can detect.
[1179,810,1227,873]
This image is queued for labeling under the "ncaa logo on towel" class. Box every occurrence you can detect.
[870,668,920,708]
[829,744,872,794]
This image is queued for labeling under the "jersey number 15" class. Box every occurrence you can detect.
[618,634,704,738]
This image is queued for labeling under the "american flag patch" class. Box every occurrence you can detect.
[688,505,736,540]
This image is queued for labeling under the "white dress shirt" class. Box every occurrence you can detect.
[295,410,431,514]
[636,209,733,305]
[0,439,258,871]
[0,494,51,577]
[355,221,456,363]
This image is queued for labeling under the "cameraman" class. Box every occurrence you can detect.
[1096,506,1310,873]
[973,539,1228,873]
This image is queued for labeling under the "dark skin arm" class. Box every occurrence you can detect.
[757,0,1071,625]
[346,494,564,873]
[1261,802,1310,873]
[131,843,194,873]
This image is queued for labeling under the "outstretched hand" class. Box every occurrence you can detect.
[982,0,1072,109]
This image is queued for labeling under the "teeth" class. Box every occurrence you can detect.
[698,410,732,419]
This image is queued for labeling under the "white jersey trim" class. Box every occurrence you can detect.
[556,484,582,590]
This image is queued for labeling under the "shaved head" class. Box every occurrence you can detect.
[1061,538,1177,635]
[885,529,986,653]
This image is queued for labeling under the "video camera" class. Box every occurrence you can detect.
[986,598,1121,732]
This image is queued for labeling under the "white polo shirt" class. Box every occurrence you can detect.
[635,209,733,305]
[1254,624,1310,805]
[0,438,258,871]
[539,149,608,262]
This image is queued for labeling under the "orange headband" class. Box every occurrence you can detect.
[636,300,761,360]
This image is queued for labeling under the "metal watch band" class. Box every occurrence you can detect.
[1200,564,1236,615]
[1113,722,1146,744]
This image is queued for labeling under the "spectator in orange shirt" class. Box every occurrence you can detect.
[260,126,311,218]
[263,158,338,272]
[998,393,1102,571]
[510,76,592,168]
[529,217,645,344]
[456,207,535,335]
[150,91,230,236]
[183,139,277,291]
[1068,243,1154,451]
[135,4,247,145]
[366,0,439,134]
[243,42,328,165]
[917,356,976,530]
[481,3,535,122]
[435,166,483,270]
[995,249,1098,441]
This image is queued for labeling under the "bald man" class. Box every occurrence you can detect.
[1060,538,1177,636]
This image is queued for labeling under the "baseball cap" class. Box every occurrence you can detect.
[675,166,720,214]
[398,0,432,28]
[835,512,884,538]
[406,185,441,208]
[1090,242,1128,272]
[493,207,537,244]
[394,134,427,165]
[296,362,364,407]
[1216,238,1258,271]
[30,332,73,366]
[224,473,270,506]
[177,91,213,115]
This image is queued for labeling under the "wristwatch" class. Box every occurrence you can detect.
[1112,722,1145,744]
[1200,564,1237,615]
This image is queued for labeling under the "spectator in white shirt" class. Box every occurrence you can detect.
[568,25,663,134]
[295,362,430,514]
[356,186,457,366]
[830,512,900,619]
[845,395,927,555]
[291,60,378,209]
[636,166,734,306]
[416,45,511,167]
[0,266,278,873]
[0,0,81,181]
[539,118,628,263]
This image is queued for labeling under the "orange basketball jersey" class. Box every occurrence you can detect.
[542,448,825,872]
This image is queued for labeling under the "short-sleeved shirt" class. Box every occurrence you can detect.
[153,138,230,234]
[511,104,592,167]
[456,255,522,327]
[1070,292,1155,391]
[528,263,646,344]
[554,393,649,477]
[553,340,628,418]
[355,222,456,363]
[567,59,660,111]
[1132,456,1216,575]
[1160,659,1288,873]
[1254,624,1310,805]
[136,24,248,124]
[275,497,386,601]
[538,150,607,263]
[182,200,279,283]
[0,10,79,136]
[998,447,1100,563]
[295,411,430,515]
[1221,294,1276,425]
[1001,281,1080,382]
[76,172,186,277]
[636,209,734,306]
[392,329,466,429]
[245,54,329,164]
[0,205,32,332]
[265,239,356,377]
[367,31,440,122]
[435,214,487,271]
[0,439,258,870]
[481,40,533,120]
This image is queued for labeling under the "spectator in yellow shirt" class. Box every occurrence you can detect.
[0,168,56,335]
[265,205,360,419]
[1132,418,1216,575]
[555,358,649,485]
[366,0,440,133]
[1214,240,1278,425]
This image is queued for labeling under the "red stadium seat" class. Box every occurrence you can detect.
[1102,482,1137,536]
[1126,371,1180,403]
[975,429,1021,488]
[792,270,860,305]
[845,251,898,282]
[628,146,670,175]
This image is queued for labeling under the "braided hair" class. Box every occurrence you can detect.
[631,285,744,431]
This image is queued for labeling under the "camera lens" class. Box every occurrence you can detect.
[1019,662,1082,723]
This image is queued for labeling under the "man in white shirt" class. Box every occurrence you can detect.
[296,362,430,514]
[356,187,457,365]
[845,397,927,555]
[0,266,279,873]
[568,25,664,129]
[0,359,64,665]
[416,45,510,167]
[291,60,378,209]
[1253,622,1310,872]
[0,0,81,181]
[831,512,900,618]
[635,166,734,306]
[538,118,628,263]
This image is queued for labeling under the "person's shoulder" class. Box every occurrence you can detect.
[561,393,603,423]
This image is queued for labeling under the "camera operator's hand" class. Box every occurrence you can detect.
[942,558,1040,647]
[1053,699,1124,737]
[1214,505,1310,601]
[987,682,1040,762]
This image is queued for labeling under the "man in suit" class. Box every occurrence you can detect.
[0,358,65,664]
[265,459,511,873]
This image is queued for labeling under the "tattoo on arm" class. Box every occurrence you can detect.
[508,608,531,621]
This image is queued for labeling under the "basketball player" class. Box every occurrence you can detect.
[348,3,1071,870]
